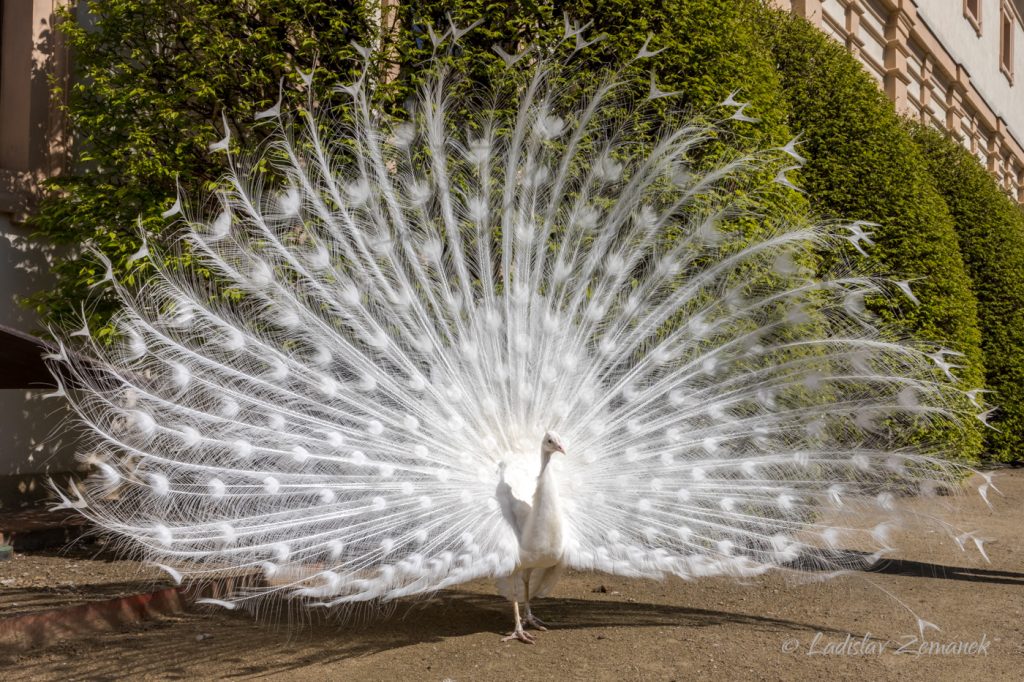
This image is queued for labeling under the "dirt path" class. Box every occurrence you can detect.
[0,549,168,616]
[3,470,1022,681]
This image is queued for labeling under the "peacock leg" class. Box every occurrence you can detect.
[501,599,535,643]
[521,570,548,631]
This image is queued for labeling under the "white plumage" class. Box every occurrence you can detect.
[49,25,990,641]
[495,432,567,642]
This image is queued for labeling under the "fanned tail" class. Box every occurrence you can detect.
[48,27,990,616]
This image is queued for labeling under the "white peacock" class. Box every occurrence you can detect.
[47,20,993,643]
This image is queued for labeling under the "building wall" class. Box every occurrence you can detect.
[0,1,69,216]
[0,0,80,499]
[0,210,75,477]
[917,2,1023,136]
[776,0,1024,202]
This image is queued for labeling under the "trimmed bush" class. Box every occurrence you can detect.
[759,10,986,460]
[393,0,798,145]
[390,0,810,258]
[32,1,991,462]
[36,0,808,338]
[911,123,1024,462]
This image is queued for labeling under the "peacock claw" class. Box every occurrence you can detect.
[523,614,548,630]
[502,628,536,644]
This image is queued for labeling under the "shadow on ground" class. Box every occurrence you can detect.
[793,547,1024,586]
[5,589,851,680]
[866,558,1024,585]
[8,549,1024,679]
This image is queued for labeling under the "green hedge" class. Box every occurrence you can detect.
[391,0,799,163]
[911,123,1024,462]
[32,1,995,461]
[391,0,812,283]
[392,0,790,117]
[29,0,370,336]
[560,0,806,219]
[36,0,806,335]
[759,10,986,460]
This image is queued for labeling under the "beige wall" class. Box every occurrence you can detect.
[0,0,70,220]
[0,0,78,487]
[916,2,1024,134]
[776,0,1024,202]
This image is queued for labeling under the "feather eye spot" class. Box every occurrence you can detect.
[148,473,170,497]
[232,439,253,459]
[208,478,226,498]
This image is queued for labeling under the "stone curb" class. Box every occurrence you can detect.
[0,585,187,651]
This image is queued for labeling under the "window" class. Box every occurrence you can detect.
[965,0,982,35]
[1001,4,1015,83]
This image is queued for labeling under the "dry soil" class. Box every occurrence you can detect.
[2,469,1022,681]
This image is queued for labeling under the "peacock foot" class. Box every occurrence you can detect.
[501,627,536,644]
[523,614,548,631]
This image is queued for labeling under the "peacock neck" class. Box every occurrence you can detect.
[535,450,559,505]
[539,451,554,475]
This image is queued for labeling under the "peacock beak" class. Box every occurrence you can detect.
[556,444,566,454]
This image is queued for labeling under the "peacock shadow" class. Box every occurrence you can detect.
[791,548,1024,586]
[0,588,855,680]
[8,553,1024,679]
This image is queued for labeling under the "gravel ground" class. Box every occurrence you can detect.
[0,547,169,616]
[1,469,1021,681]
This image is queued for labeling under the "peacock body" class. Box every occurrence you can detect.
[48,24,991,640]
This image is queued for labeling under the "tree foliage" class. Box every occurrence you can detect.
[30,0,371,336]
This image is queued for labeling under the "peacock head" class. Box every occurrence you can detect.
[541,431,566,456]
